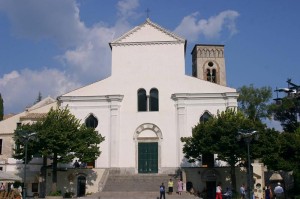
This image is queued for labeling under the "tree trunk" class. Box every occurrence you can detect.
[39,156,47,197]
[230,164,237,192]
[52,153,57,192]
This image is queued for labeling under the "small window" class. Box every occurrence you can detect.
[138,89,147,112]
[200,112,212,123]
[85,114,98,128]
[16,123,21,128]
[149,88,159,111]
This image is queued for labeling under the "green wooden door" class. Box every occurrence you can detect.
[138,142,158,173]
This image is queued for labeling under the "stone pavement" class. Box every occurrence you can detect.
[84,191,201,199]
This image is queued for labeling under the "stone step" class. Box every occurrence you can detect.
[103,174,175,192]
[85,191,200,199]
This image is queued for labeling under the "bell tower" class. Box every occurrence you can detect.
[191,44,227,86]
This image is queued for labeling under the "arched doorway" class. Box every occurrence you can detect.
[134,123,163,174]
[77,176,86,197]
[201,169,220,199]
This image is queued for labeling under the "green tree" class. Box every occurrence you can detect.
[269,97,300,132]
[181,109,258,191]
[0,94,3,121]
[237,84,273,122]
[34,92,42,104]
[14,107,105,193]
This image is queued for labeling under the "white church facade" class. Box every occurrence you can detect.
[0,19,268,198]
[58,18,238,174]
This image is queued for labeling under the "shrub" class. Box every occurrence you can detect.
[64,192,74,198]
[48,190,62,196]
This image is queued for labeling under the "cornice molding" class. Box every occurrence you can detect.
[58,95,124,102]
[110,40,184,47]
[171,92,239,101]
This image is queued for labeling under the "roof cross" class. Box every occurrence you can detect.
[146,8,150,18]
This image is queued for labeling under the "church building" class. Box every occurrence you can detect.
[58,18,238,174]
[0,18,269,198]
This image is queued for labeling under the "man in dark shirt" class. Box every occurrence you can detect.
[160,183,165,199]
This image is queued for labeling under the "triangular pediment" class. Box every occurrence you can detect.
[110,18,185,46]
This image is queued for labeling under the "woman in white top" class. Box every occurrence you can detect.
[216,183,222,199]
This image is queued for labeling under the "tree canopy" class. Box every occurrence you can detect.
[14,107,105,192]
[269,96,300,132]
[181,109,259,191]
[237,84,272,122]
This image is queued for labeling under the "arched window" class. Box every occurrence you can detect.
[200,111,212,123]
[206,61,218,84]
[85,114,98,128]
[149,88,159,111]
[138,89,147,112]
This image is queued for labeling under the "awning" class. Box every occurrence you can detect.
[269,172,283,181]
[0,171,22,181]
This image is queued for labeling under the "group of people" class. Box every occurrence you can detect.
[73,160,87,168]
[159,179,184,199]
[240,182,284,199]
[159,180,285,199]
[265,182,284,199]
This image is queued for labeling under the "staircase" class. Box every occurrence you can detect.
[85,172,200,199]
[103,174,172,192]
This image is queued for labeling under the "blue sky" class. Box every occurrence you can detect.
[0,0,299,115]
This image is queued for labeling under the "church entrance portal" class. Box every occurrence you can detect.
[138,142,158,173]
[206,181,216,199]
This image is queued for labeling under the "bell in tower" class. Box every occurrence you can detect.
[191,44,227,86]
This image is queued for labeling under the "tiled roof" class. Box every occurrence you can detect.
[20,113,47,120]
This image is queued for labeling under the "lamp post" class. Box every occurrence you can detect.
[237,130,258,199]
[17,131,37,199]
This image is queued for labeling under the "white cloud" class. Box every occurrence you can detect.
[58,0,138,82]
[0,69,81,114]
[174,10,239,42]
[0,0,140,114]
[117,0,140,20]
[0,0,87,48]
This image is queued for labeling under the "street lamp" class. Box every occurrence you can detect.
[17,131,37,199]
[237,130,258,199]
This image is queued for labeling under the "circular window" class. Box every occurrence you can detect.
[208,62,214,67]
[256,183,261,189]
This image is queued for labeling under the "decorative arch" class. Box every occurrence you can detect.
[199,110,213,123]
[133,123,162,174]
[133,123,163,140]
[201,169,221,181]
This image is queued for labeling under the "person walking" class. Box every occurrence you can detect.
[274,182,284,199]
[265,185,273,199]
[160,183,166,199]
[177,179,183,195]
[216,183,222,199]
[0,183,5,191]
[240,184,246,199]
